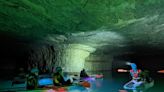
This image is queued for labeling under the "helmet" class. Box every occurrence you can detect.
[130,63,137,69]
[56,67,62,72]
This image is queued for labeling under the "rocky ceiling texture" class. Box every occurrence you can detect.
[1,0,164,50]
[1,0,164,37]
[1,0,164,72]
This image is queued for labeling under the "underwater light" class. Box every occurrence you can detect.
[157,70,164,73]
[125,62,131,65]
[46,89,56,92]
[117,69,128,72]
[119,90,128,92]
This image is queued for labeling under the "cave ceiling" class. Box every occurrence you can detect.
[1,0,164,55]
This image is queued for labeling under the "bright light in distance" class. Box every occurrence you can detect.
[117,69,128,72]
[126,62,131,65]
[157,70,164,73]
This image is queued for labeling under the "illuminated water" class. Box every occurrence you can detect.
[0,71,163,92]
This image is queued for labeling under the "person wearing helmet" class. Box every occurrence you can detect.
[80,69,89,78]
[128,63,141,79]
[26,65,39,89]
[53,67,72,86]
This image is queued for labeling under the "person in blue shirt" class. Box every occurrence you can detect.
[126,62,141,79]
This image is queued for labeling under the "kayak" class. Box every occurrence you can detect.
[123,78,154,92]
[23,85,89,92]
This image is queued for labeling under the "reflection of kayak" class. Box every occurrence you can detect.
[36,81,90,92]
[25,85,89,92]
[91,74,104,79]
[123,78,154,91]
[81,74,104,81]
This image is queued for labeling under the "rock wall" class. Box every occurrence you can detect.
[85,54,113,71]
[27,43,96,72]
[27,44,56,72]
[55,44,96,72]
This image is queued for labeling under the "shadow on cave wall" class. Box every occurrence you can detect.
[0,32,41,78]
[0,32,31,79]
[0,32,58,79]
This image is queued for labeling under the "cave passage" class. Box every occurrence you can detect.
[0,0,164,92]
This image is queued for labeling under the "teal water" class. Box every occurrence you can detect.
[91,71,164,92]
[0,71,163,92]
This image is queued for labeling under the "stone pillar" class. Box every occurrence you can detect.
[59,44,96,72]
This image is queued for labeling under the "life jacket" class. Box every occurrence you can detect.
[130,69,141,78]
[26,73,38,89]
[53,72,65,85]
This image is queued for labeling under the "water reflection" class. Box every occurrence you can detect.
[85,71,163,92]
[0,71,163,92]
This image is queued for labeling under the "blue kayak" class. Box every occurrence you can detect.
[123,78,154,91]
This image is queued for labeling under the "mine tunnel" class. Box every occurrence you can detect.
[0,0,164,92]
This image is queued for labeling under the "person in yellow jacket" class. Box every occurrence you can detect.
[53,67,72,86]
